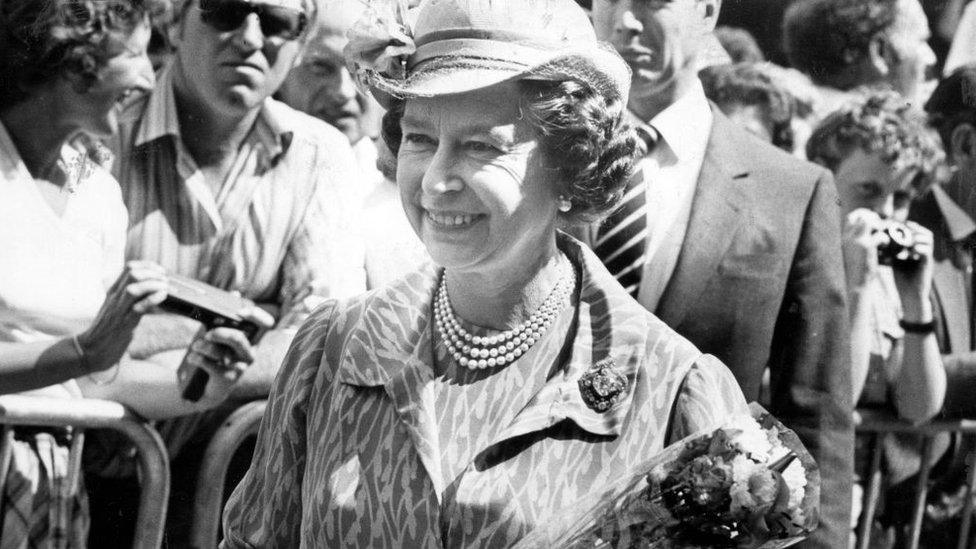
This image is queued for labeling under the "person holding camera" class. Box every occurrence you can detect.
[808,91,946,424]
[807,91,949,544]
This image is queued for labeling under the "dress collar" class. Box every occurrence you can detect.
[335,233,653,438]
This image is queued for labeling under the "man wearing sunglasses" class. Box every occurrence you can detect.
[88,0,367,544]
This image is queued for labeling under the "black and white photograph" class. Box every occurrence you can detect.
[1,0,975,547]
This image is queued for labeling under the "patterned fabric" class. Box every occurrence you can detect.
[1,433,88,549]
[222,234,751,548]
[593,111,657,297]
[112,64,367,331]
[594,169,649,297]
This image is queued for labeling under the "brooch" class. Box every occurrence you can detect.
[578,357,627,413]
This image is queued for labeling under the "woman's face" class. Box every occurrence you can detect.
[397,80,561,275]
[63,19,155,137]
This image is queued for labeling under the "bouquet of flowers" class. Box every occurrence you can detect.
[514,404,819,548]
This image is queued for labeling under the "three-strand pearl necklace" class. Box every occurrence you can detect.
[433,258,576,370]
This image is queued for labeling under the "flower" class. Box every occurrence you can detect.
[728,416,773,461]
[781,459,808,511]
[345,0,416,88]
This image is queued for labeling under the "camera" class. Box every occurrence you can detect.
[875,221,922,268]
[159,274,268,401]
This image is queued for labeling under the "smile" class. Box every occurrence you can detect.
[425,210,484,228]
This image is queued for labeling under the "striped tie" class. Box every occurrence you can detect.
[594,125,657,297]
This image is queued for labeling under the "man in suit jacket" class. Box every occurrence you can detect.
[921,65,976,413]
[591,2,853,547]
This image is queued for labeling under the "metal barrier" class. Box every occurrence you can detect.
[855,409,976,549]
[189,399,267,549]
[0,395,170,549]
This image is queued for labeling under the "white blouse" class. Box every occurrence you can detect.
[0,122,127,395]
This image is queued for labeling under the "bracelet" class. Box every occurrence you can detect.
[70,335,91,373]
[899,319,936,334]
[70,334,119,385]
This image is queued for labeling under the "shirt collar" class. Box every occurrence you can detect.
[646,80,713,162]
[932,184,976,242]
[134,62,294,161]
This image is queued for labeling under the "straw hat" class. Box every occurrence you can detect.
[344,0,631,108]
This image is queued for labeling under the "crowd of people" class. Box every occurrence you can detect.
[3,0,976,547]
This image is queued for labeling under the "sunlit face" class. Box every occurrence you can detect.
[61,20,155,137]
[397,81,560,275]
[834,148,918,221]
[884,0,936,105]
[278,33,377,144]
[174,0,305,117]
[593,0,717,116]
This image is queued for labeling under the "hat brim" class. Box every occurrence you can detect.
[368,41,630,109]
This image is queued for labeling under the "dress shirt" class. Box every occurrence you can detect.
[113,64,367,332]
[636,82,713,311]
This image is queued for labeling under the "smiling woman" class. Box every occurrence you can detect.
[218,0,762,547]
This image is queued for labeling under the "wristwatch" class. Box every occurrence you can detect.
[899,318,936,334]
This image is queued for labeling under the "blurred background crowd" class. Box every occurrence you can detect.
[5,0,976,547]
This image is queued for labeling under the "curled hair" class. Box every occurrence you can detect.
[380,79,642,225]
[700,63,797,152]
[806,90,945,193]
[783,0,896,87]
[0,0,166,107]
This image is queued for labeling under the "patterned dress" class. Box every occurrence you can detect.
[221,235,751,548]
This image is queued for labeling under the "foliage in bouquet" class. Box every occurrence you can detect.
[512,404,819,549]
[642,408,816,547]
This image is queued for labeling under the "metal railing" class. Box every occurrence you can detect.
[189,399,267,549]
[855,409,976,549]
[0,394,170,549]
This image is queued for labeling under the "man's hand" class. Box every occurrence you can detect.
[176,306,274,406]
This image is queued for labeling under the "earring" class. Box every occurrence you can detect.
[558,195,572,212]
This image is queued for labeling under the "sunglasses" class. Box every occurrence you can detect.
[198,0,307,41]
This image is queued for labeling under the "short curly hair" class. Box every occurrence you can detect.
[0,0,167,107]
[700,63,796,152]
[783,0,897,87]
[806,90,945,193]
[380,78,642,224]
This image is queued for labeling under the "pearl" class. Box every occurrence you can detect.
[433,259,575,371]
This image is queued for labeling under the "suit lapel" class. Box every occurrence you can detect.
[655,112,750,327]
[932,258,971,353]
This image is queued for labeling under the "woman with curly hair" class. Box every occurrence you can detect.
[221,0,753,546]
[0,0,269,544]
